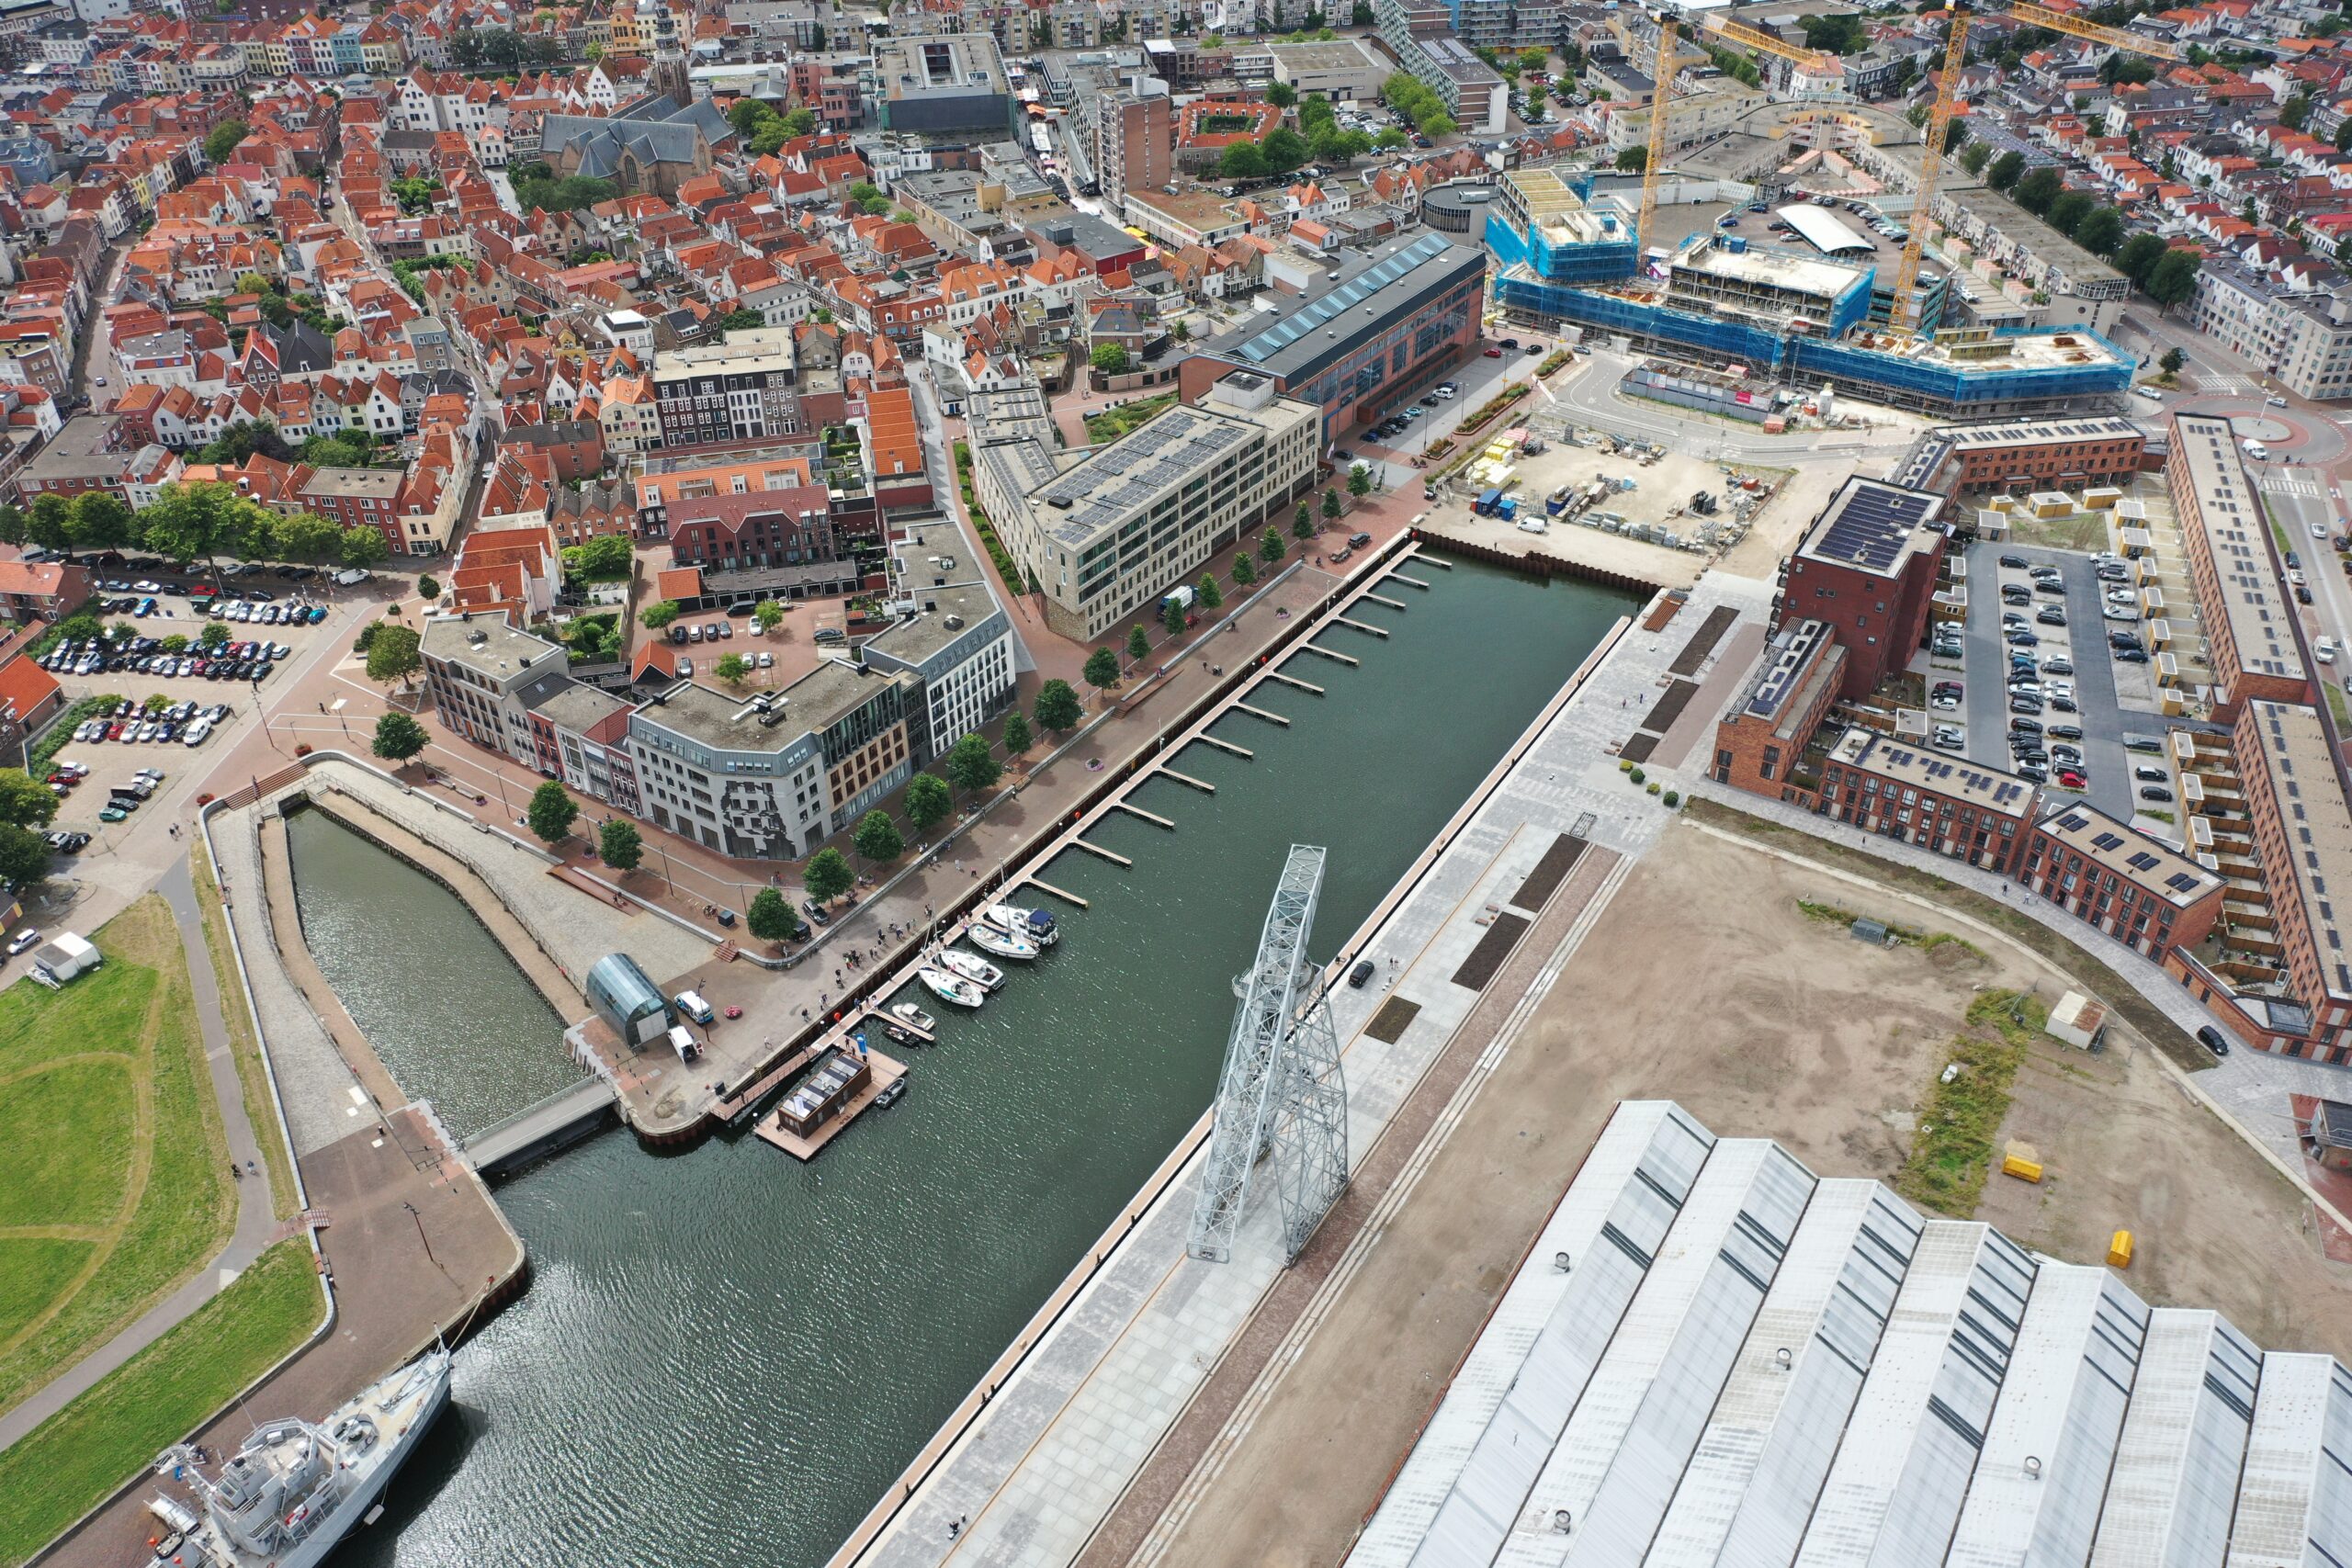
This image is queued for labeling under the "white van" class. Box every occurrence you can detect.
[332,567,369,587]
[666,1024,701,1063]
[2243,439,2270,461]
[2132,386,2164,403]
[2319,636,2338,665]
[674,989,715,1024]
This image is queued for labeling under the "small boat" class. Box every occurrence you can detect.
[918,966,986,1009]
[937,948,1005,991]
[889,1001,937,1032]
[876,1077,907,1109]
[983,902,1059,947]
[885,1024,914,1045]
[967,922,1039,962]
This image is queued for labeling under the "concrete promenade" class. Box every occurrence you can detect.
[830,570,1775,1568]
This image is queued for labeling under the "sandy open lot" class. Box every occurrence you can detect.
[1141,819,2352,1568]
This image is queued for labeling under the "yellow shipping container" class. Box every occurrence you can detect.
[2107,1230,2134,1269]
[2001,1154,2044,1183]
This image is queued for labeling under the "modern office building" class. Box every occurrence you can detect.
[2169,413,2310,718]
[856,580,1015,767]
[1350,1098,2335,1568]
[626,660,912,860]
[1179,231,1487,446]
[1770,476,1949,700]
[981,369,1318,642]
[650,326,801,449]
[1093,91,1170,210]
[419,614,571,767]
[874,34,1017,140]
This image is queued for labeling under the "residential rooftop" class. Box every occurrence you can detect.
[2247,699,2352,1004]
[1794,476,1946,581]
[2033,801,2222,912]
[2177,412,2306,686]
[1828,727,2039,819]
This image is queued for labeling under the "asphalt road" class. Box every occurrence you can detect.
[2254,465,2352,695]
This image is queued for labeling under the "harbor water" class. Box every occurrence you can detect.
[298,558,1638,1568]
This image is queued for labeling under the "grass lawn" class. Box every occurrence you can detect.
[2004,515,2110,552]
[0,1239,321,1565]
[0,897,232,1417]
[1894,990,2047,1216]
[1086,391,1177,446]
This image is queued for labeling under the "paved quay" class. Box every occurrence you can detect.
[830,571,1773,1568]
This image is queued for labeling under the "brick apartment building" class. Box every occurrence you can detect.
[1709,617,1846,802]
[2018,801,2224,964]
[2171,412,2312,719]
[1095,91,1172,209]
[0,559,90,623]
[2169,699,2352,1060]
[1891,415,2151,496]
[1770,477,1949,702]
[1815,728,2039,872]
[299,467,409,557]
[501,420,607,485]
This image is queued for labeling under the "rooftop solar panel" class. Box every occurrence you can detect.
[2166,873,2200,892]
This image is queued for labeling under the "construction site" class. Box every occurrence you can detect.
[1485,0,2176,417]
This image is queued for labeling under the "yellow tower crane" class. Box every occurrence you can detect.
[1889,3,2181,333]
[1635,19,1691,264]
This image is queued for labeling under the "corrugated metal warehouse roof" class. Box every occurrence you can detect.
[1345,1101,2352,1568]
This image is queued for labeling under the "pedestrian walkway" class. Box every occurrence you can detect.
[2261,473,2327,500]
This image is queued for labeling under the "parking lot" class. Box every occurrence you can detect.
[1937,537,2174,827]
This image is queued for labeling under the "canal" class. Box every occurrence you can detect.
[305,557,1637,1568]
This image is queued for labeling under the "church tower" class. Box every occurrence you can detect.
[644,0,690,106]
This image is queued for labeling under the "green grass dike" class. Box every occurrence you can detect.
[0,1239,322,1564]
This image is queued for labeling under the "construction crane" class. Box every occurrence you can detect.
[1888,3,2181,333]
[1698,17,1842,85]
[1636,18,1693,262]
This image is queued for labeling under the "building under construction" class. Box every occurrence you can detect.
[1484,170,2133,416]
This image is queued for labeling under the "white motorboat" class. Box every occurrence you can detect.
[142,1348,451,1568]
[918,966,987,1009]
[889,1000,938,1032]
[967,923,1039,962]
[982,902,1059,946]
[936,948,1005,991]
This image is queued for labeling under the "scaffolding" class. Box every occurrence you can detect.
[1187,845,1351,1266]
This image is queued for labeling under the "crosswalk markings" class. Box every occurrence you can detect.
[2260,476,2324,499]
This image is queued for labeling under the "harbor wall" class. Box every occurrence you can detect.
[1409,523,1668,599]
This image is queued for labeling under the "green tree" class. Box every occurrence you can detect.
[781,107,817,137]
[0,824,53,886]
[639,599,680,629]
[715,652,750,687]
[0,768,57,829]
[905,772,953,833]
[805,847,855,904]
[728,98,773,137]
[568,534,634,581]
[66,490,132,551]
[526,779,578,844]
[1127,624,1151,662]
[1261,530,1285,564]
[943,732,1001,797]
[1035,679,1083,734]
[1987,149,2026,191]
[2115,231,2169,286]
[2013,166,2064,214]
[1941,117,1968,156]
[140,480,241,581]
[416,573,441,603]
[159,634,189,655]
[1797,11,1867,52]
[1197,573,1223,611]
[2145,248,2199,310]
[1615,146,1648,174]
[2160,345,2187,375]
[1960,141,1992,176]
[197,621,229,649]
[854,808,904,865]
[339,527,389,569]
[598,818,643,874]
[203,119,249,164]
[2075,207,2124,257]
[364,622,422,690]
[2283,93,2313,131]
[2337,118,2352,152]
[1163,596,1188,637]
[1232,551,1258,586]
[1348,466,1374,497]
[1322,488,1343,520]
[748,886,805,943]
[1084,645,1122,690]
[752,600,784,634]
[1261,127,1307,174]
[370,710,428,765]
[1091,343,1130,375]
[2047,190,2095,237]
[1267,81,1297,107]
[1001,709,1033,758]
[714,307,767,340]
[1375,127,1408,151]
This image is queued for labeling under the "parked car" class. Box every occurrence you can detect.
[2197,1025,2231,1056]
